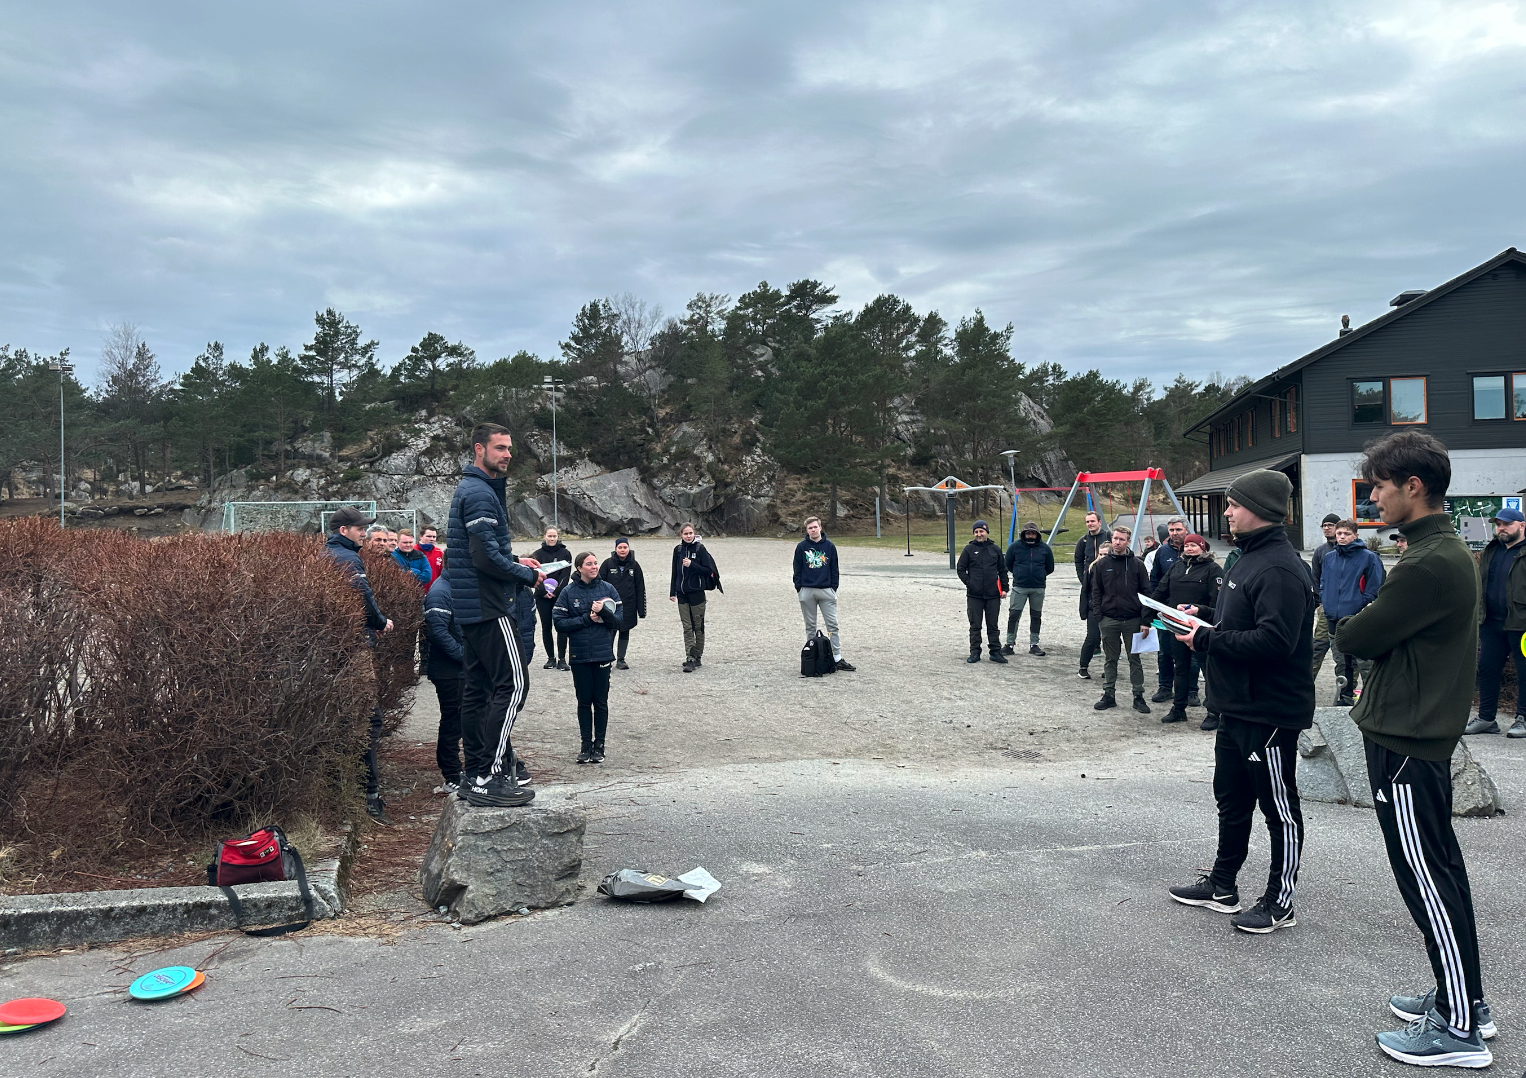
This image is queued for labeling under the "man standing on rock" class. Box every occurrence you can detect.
[1003,520,1053,656]
[1089,524,1151,711]
[1335,432,1495,1068]
[1465,507,1526,738]
[1074,510,1108,680]
[957,520,1008,663]
[1167,468,1313,934]
[447,423,542,808]
[794,516,854,671]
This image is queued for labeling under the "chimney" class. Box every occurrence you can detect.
[1389,289,1427,307]
[1338,314,1352,337]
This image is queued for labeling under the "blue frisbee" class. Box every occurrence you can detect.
[128,966,200,1001]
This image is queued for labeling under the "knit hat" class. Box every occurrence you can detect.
[1183,533,1208,550]
[973,519,989,532]
[616,536,631,546]
[1321,513,1341,526]
[1226,469,1292,523]
[1021,520,1040,535]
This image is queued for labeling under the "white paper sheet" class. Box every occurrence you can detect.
[1131,628,1160,654]
[676,866,722,903]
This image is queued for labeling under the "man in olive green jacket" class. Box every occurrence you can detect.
[1334,431,1493,1069]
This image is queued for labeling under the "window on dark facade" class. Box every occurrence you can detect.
[1473,375,1506,420]
[1244,409,1254,448]
[1515,374,1526,421]
[1271,398,1282,437]
[1389,377,1427,424]
[1287,386,1298,433]
[1352,380,1386,424]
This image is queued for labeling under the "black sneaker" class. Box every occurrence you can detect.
[366,793,393,825]
[1169,874,1241,914]
[462,775,535,807]
[682,660,695,673]
[1162,706,1187,724]
[1094,694,1116,710]
[1232,897,1296,934]
[967,653,981,664]
[576,745,595,764]
[1029,645,1045,657]
[1133,696,1151,714]
[1186,692,1201,708]
[1001,644,1015,654]
[1201,713,1221,732]
[616,659,629,670]
[542,658,556,670]
[590,740,605,763]
[1077,667,1092,680]
[1151,688,1172,703]
[835,659,856,672]
[989,651,1009,664]
[556,659,569,671]
[514,757,532,786]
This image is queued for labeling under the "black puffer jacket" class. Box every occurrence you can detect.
[1150,552,1221,613]
[957,538,1007,599]
[1089,549,1150,622]
[1191,525,1316,730]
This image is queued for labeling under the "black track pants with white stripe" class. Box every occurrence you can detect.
[1209,717,1304,907]
[1365,738,1484,1035]
[460,616,530,780]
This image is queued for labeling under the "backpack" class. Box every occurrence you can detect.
[800,631,836,677]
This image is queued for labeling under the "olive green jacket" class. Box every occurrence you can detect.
[1334,513,1478,761]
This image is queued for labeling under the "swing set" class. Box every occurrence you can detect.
[1046,468,1187,554]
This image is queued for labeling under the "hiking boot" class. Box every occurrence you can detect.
[542,658,557,670]
[1151,688,1172,703]
[1029,644,1045,657]
[462,775,535,808]
[835,659,856,672]
[366,794,393,825]
[1132,696,1151,714]
[1201,713,1221,732]
[591,740,605,763]
[1093,693,1116,710]
[1376,1009,1491,1069]
[1186,692,1201,708]
[1508,717,1526,738]
[1463,717,1500,735]
[1232,897,1296,934]
[556,658,569,671]
[692,657,702,667]
[1077,667,1092,680]
[1168,874,1241,914]
[576,744,596,764]
[1001,644,1016,655]
[1162,706,1187,724]
[1336,695,1356,708]
[989,651,1009,664]
[615,659,629,670]
[682,660,695,673]
[1390,989,1496,1040]
[967,653,981,664]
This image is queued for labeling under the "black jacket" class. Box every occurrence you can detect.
[670,541,721,601]
[323,532,387,632]
[1089,549,1150,622]
[532,542,573,600]
[421,574,464,681]
[599,549,647,621]
[553,576,622,664]
[1074,530,1108,618]
[1150,552,1221,613]
[957,538,1007,599]
[1475,536,1526,630]
[1190,525,1316,730]
[1005,538,1055,589]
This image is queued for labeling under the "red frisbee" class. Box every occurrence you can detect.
[0,997,66,1026]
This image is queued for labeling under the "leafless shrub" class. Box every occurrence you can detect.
[360,550,425,736]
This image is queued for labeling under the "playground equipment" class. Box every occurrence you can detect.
[1047,469,1187,555]
[903,476,1007,570]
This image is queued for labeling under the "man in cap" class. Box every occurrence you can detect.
[1390,531,1408,556]
[957,520,1008,663]
[1167,468,1314,934]
[1465,506,1526,737]
[323,506,395,822]
[1003,520,1054,656]
[1310,513,1342,677]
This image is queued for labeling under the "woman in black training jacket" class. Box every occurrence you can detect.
[532,525,573,670]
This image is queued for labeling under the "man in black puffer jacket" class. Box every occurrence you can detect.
[957,520,1008,663]
[1168,469,1314,936]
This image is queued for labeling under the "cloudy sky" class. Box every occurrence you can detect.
[3,0,1525,387]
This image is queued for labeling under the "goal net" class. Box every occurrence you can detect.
[320,507,419,537]
[222,500,377,535]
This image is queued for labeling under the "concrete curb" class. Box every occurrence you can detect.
[0,825,360,952]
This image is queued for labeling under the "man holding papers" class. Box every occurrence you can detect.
[1166,468,1316,935]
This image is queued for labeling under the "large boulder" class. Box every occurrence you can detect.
[421,794,586,924]
[1298,707,1503,817]
[559,467,681,535]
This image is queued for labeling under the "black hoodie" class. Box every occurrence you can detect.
[599,548,647,619]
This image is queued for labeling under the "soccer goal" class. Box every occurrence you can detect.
[320,507,419,537]
[222,500,377,535]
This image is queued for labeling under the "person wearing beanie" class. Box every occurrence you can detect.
[957,520,1008,663]
[1310,512,1342,677]
[794,516,855,672]
[598,537,647,671]
[1003,520,1054,656]
[1167,468,1315,935]
[1150,534,1219,724]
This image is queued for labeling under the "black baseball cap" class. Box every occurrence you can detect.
[330,506,376,530]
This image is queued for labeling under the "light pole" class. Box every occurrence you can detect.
[1001,449,1020,546]
[48,358,74,528]
[541,375,566,528]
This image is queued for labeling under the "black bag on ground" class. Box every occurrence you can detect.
[597,869,691,902]
[800,631,835,677]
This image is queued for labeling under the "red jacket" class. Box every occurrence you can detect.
[420,543,444,584]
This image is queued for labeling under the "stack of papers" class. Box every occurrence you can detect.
[1140,595,1211,634]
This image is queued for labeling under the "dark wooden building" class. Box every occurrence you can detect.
[1178,248,1526,548]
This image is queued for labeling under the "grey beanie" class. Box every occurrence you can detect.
[1227,469,1293,523]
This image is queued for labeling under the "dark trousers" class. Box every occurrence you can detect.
[1476,618,1525,722]
[1168,636,1202,706]
[536,595,568,661]
[1156,644,1175,691]
[571,660,612,745]
[363,705,383,796]
[1210,718,1304,907]
[461,616,529,780]
[1080,614,1102,669]
[1366,738,1485,1035]
[967,596,1001,654]
[431,675,463,781]
[616,628,631,660]
[678,600,706,661]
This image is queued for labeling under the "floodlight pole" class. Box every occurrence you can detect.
[48,359,73,528]
[542,376,566,528]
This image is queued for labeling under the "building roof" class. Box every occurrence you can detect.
[1174,452,1301,496]
[1187,247,1526,436]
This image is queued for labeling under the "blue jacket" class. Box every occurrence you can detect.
[552,577,621,664]
[1149,540,1182,589]
[323,532,387,632]
[1319,539,1384,620]
[393,547,433,588]
[422,575,464,681]
[1005,538,1055,589]
[446,465,538,626]
[793,538,839,591]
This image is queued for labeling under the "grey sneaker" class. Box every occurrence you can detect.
[1390,989,1496,1040]
[1507,716,1526,738]
[1168,874,1241,914]
[1463,717,1501,735]
[1376,1009,1491,1069]
[1231,897,1296,934]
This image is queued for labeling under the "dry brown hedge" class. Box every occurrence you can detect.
[0,519,421,873]
[361,549,426,736]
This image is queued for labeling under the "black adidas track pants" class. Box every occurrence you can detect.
[461,615,530,781]
[1209,717,1304,907]
[1366,738,1485,1035]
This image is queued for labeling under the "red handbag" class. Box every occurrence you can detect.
[206,826,314,936]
